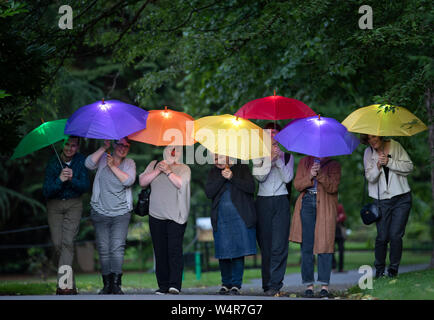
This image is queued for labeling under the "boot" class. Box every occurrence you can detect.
[99,274,113,294]
[111,273,124,295]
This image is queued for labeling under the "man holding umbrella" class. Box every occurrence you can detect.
[42,136,90,295]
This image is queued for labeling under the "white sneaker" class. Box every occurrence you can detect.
[155,289,167,295]
[168,287,180,295]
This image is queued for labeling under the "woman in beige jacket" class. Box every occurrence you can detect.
[289,156,341,298]
[361,134,413,279]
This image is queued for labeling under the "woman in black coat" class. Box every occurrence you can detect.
[205,154,257,295]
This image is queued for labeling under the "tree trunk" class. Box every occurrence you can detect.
[426,86,434,268]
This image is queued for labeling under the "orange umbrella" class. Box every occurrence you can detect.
[128,107,195,146]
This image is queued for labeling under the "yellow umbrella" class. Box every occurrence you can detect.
[342,104,427,136]
[193,114,271,160]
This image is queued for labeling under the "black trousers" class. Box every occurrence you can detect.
[375,192,412,273]
[149,215,187,291]
[256,195,290,291]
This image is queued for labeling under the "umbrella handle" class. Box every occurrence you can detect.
[41,118,64,169]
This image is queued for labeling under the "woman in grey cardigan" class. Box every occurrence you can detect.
[85,138,136,294]
[139,146,191,295]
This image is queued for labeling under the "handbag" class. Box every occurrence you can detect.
[134,186,151,217]
[360,168,382,225]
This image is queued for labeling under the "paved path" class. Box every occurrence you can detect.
[0,264,429,300]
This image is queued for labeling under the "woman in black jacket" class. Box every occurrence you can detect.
[205,154,257,295]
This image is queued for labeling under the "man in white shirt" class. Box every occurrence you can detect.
[253,123,294,296]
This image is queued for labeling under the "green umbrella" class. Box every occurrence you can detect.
[11,119,68,164]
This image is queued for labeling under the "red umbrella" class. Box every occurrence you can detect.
[235,91,316,120]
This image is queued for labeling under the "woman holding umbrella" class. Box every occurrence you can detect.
[361,134,413,278]
[205,154,257,295]
[139,146,191,295]
[85,138,136,294]
[289,156,341,298]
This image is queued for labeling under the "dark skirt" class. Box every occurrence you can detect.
[213,187,257,259]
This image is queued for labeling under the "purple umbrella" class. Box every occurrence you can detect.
[64,99,149,139]
[274,115,360,158]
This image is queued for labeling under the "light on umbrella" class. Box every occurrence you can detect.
[128,107,195,146]
[193,114,271,160]
[274,115,360,158]
[64,99,149,139]
[342,104,427,136]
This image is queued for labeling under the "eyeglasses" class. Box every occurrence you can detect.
[115,143,130,149]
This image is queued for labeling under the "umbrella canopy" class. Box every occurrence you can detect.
[342,104,427,136]
[128,107,195,146]
[11,119,68,159]
[235,92,316,120]
[193,114,271,160]
[275,115,360,158]
[64,99,149,139]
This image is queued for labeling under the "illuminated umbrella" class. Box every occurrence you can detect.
[11,119,68,164]
[235,91,316,120]
[342,104,427,136]
[193,114,271,160]
[128,107,195,146]
[275,115,360,158]
[64,99,149,139]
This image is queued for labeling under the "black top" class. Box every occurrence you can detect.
[205,164,256,232]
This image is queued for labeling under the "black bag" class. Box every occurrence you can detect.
[284,153,293,202]
[360,168,382,225]
[134,187,151,217]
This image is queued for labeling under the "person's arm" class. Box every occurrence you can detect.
[108,158,136,186]
[69,159,90,194]
[85,140,110,170]
[275,152,294,183]
[205,167,226,199]
[316,161,341,194]
[386,143,414,176]
[252,158,271,182]
[42,159,63,198]
[157,161,184,189]
[139,160,160,187]
[293,157,315,192]
[364,148,381,183]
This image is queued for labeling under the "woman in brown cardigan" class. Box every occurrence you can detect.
[289,156,341,298]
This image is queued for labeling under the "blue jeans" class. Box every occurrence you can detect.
[91,209,131,275]
[300,193,333,286]
[219,257,245,289]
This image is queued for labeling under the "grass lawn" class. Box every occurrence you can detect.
[0,249,431,296]
[347,268,434,300]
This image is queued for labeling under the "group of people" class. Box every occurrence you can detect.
[42,122,414,297]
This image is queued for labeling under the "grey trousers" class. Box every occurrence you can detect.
[47,197,83,287]
[91,209,131,275]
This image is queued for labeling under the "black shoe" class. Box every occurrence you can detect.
[375,271,385,279]
[230,287,241,295]
[99,274,113,294]
[387,269,398,278]
[264,288,279,297]
[111,273,124,295]
[320,289,330,298]
[218,286,230,295]
[304,289,314,298]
